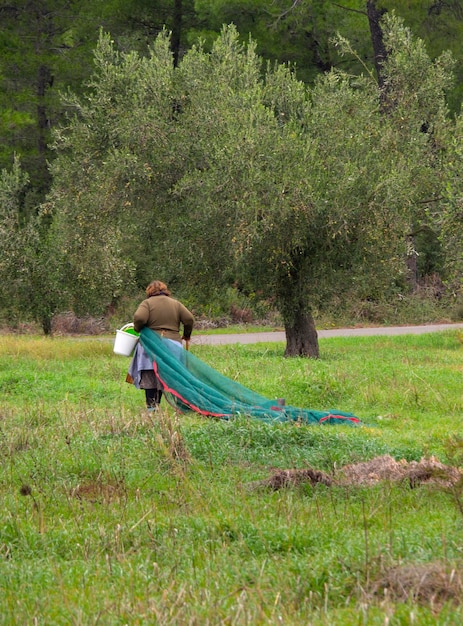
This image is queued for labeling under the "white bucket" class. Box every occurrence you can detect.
[113,323,139,356]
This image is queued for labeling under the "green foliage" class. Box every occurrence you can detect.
[376,13,462,290]
[1,0,463,208]
[0,0,200,202]
[440,113,463,286]
[47,31,180,314]
[378,0,463,112]
[0,158,34,315]
[193,0,372,84]
[39,18,461,346]
[169,21,454,329]
[0,157,67,331]
[192,1,463,113]
[0,1,97,197]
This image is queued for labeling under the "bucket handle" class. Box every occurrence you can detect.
[119,323,135,332]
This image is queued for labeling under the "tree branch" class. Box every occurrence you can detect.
[273,0,304,24]
[330,1,367,16]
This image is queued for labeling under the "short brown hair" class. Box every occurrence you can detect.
[146,280,171,297]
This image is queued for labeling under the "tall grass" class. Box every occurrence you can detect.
[0,331,462,624]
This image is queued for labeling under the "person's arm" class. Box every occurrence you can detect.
[133,300,150,332]
[179,304,194,340]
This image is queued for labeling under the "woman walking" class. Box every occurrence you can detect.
[128,280,194,410]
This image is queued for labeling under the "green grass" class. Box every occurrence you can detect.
[1,331,463,624]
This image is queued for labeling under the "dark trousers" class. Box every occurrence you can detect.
[145,388,163,408]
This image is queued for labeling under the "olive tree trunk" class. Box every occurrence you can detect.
[284,309,319,358]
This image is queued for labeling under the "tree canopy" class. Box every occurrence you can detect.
[36,17,460,354]
[1,0,462,203]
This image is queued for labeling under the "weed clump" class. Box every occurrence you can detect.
[370,561,463,608]
[71,476,127,504]
[249,455,462,490]
[338,455,462,488]
[249,467,333,490]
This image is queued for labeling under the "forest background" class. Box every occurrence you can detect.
[0,0,462,356]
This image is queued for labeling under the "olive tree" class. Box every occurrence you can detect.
[0,157,66,332]
[166,23,451,356]
[0,158,31,321]
[46,22,457,354]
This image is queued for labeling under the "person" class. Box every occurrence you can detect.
[127,280,194,410]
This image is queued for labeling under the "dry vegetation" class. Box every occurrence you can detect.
[370,561,463,609]
[250,455,462,490]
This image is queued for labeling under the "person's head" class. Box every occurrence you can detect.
[146,280,171,297]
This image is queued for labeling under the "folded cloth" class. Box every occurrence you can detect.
[128,343,154,389]
[128,338,183,388]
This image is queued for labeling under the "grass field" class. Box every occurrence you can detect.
[1,330,463,624]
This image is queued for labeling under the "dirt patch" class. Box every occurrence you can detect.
[371,561,463,608]
[338,455,462,488]
[251,468,333,490]
[250,455,462,490]
[71,478,126,504]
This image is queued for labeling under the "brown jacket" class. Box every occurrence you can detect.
[133,294,194,342]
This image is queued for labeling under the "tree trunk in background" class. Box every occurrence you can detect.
[366,0,388,91]
[41,315,52,336]
[284,309,319,358]
[171,0,183,66]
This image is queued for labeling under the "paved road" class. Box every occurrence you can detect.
[191,323,463,345]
